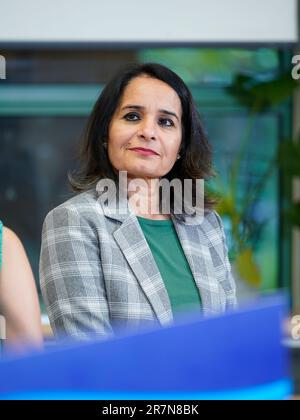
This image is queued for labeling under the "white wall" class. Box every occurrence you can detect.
[0,0,298,44]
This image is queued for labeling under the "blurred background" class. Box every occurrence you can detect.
[0,1,299,329]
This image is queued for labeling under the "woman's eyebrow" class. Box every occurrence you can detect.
[120,104,179,121]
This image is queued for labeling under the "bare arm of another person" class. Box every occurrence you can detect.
[0,227,43,349]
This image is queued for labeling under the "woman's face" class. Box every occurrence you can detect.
[107,75,182,180]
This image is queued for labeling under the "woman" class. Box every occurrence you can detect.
[0,221,43,350]
[40,63,236,341]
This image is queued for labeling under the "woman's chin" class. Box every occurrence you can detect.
[123,166,160,180]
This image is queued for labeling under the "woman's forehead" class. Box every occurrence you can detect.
[119,76,182,114]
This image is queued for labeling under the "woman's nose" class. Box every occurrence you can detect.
[137,118,157,140]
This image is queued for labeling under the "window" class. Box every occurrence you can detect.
[0,48,292,301]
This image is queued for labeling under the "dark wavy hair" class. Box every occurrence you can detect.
[69,62,216,214]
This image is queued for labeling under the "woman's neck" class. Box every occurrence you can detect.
[127,177,171,220]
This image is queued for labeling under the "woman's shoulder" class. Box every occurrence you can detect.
[1,226,26,261]
[202,210,225,232]
[49,189,101,214]
[3,226,21,244]
[43,188,105,228]
[197,210,227,248]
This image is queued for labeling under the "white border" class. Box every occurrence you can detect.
[0,0,298,43]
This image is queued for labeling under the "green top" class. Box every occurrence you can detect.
[137,216,201,319]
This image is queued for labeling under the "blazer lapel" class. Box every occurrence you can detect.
[171,213,223,316]
[96,180,222,321]
[113,217,173,326]
[97,181,173,326]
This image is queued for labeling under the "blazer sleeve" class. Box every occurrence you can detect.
[39,205,114,341]
[213,211,238,310]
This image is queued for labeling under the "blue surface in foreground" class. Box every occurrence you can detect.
[1,380,293,401]
[0,294,292,399]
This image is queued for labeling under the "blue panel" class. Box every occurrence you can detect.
[1,380,292,401]
[0,294,292,399]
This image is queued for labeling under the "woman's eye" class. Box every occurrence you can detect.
[123,113,174,127]
[123,112,140,121]
[159,118,174,127]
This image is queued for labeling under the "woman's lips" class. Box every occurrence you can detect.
[129,148,159,156]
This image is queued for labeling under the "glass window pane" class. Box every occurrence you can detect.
[204,112,279,295]
[139,48,280,85]
[0,47,291,304]
[0,116,86,282]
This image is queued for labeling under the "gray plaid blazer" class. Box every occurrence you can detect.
[40,182,237,340]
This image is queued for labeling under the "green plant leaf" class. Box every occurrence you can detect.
[227,72,299,111]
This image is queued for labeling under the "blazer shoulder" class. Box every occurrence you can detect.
[43,189,104,225]
[202,210,224,234]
